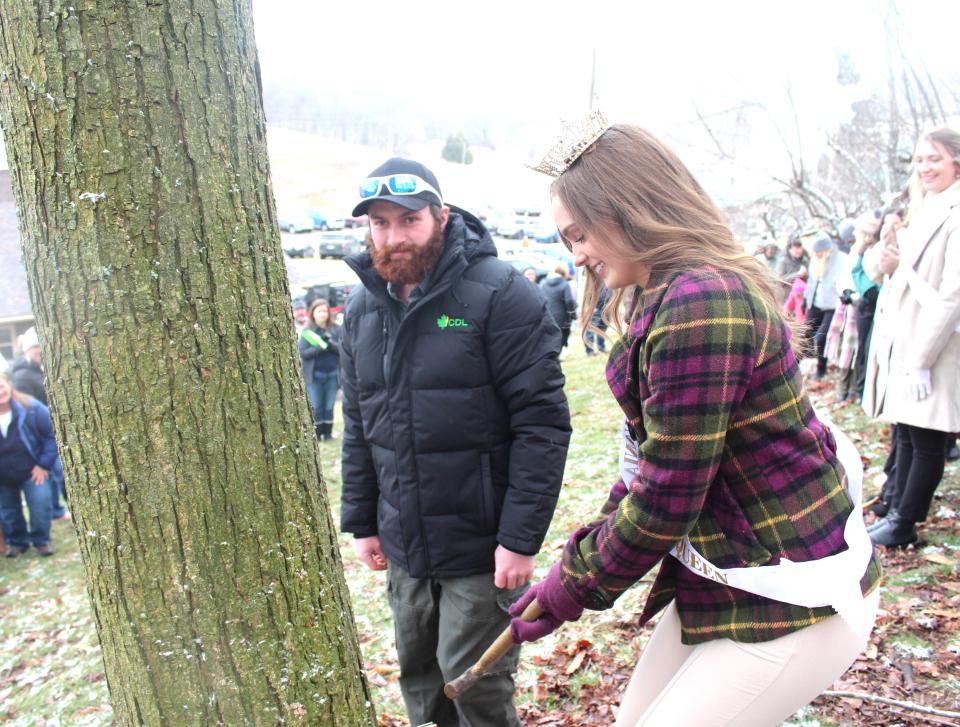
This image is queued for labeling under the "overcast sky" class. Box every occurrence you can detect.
[246,0,960,209]
[250,0,960,142]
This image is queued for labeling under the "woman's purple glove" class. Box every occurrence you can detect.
[509,562,584,644]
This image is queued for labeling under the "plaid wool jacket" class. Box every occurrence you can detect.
[562,266,882,644]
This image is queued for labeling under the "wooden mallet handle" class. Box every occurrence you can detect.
[443,599,543,700]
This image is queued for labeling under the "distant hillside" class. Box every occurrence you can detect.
[266,126,553,221]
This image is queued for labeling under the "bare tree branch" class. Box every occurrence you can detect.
[903,59,938,126]
[823,690,960,721]
[785,85,806,182]
[826,136,882,197]
[693,103,734,160]
[921,64,948,123]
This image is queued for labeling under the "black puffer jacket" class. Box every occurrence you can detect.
[339,208,571,578]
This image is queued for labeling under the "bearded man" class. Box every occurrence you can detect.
[339,157,571,726]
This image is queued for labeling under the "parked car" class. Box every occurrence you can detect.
[530,244,574,276]
[307,209,346,231]
[344,214,368,228]
[281,236,315,258]
[496,208,545,240]
[278,213,315,234]
[317,233,366,259]
[295,280,356,310]
[531,221,560,243]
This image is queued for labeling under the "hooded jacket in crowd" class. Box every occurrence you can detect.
[540,272,577,330]
[10,357,47,406]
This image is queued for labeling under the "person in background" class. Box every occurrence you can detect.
[777,235,810,286]
[339,157,571,726]
[849,209,883,403]
[584,286,611,356]
[754,239,780,273]
[859,205,906,517]
[782,270,808,321]
[863,127,960,548]
[511,120,880,726]
[836,219,857,255]
[804,232,847,380]
[826,220,861,402]
[10,327,65,518]
[0,370,62,558]
[292,299,309,335]
[298,298,341,441]
[11,327,46,406]
[540,265,577,349]
[522,266,538,285]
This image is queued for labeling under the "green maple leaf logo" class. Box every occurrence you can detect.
[437,314,450,329]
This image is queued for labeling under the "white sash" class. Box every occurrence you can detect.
[619,415,873,633]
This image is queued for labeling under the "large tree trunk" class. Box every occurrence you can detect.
[0,2,375,725]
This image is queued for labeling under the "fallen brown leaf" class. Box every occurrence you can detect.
[564,650,587,675]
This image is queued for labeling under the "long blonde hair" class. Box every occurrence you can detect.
[0,370,35,408]
[552,124,793,350]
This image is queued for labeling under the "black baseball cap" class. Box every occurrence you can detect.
[352,157,443,217]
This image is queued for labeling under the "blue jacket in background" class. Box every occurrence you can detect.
[10,397,63,483]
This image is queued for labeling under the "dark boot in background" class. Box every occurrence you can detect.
[946,434,960,462]
[814,356,828,381]
[869,512,918,548]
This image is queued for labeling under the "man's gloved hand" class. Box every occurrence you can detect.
[508,562,583,644]
[909,368,932,401]
[839,289,855,306]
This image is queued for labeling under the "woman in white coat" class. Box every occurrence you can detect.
[863,127,960,547]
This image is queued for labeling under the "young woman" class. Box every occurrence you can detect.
[0,370,61,558]
[510,123,881,726]
[862,127,960,547]
[298,298,342,440]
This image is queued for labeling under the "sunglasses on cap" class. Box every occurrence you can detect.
[358,174,442,202]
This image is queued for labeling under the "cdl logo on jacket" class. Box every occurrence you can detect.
[436,314,470,329]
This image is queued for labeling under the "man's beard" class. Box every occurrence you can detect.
[369,222,446,286]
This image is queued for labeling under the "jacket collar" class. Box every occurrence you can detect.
[903,180,960,271]
[8,398,26,425]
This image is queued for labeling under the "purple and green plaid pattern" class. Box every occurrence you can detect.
[562,267,881,644]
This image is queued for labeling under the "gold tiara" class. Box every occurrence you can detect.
[529,110,611,177]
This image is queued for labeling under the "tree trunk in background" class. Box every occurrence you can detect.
[0,2,375,725]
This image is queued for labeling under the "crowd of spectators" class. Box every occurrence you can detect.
[754,126,960,548]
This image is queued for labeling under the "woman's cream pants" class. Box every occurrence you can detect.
[615,589,880,727]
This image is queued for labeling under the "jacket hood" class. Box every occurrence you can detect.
[542,275,568,289]
[345,205,496,293]
[10,356,41,373]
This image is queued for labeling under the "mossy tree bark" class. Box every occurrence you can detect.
[0,2,375,724]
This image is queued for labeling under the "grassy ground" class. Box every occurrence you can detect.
[2,351,958,726]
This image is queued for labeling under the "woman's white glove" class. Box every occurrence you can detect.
[909,368,932,401]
